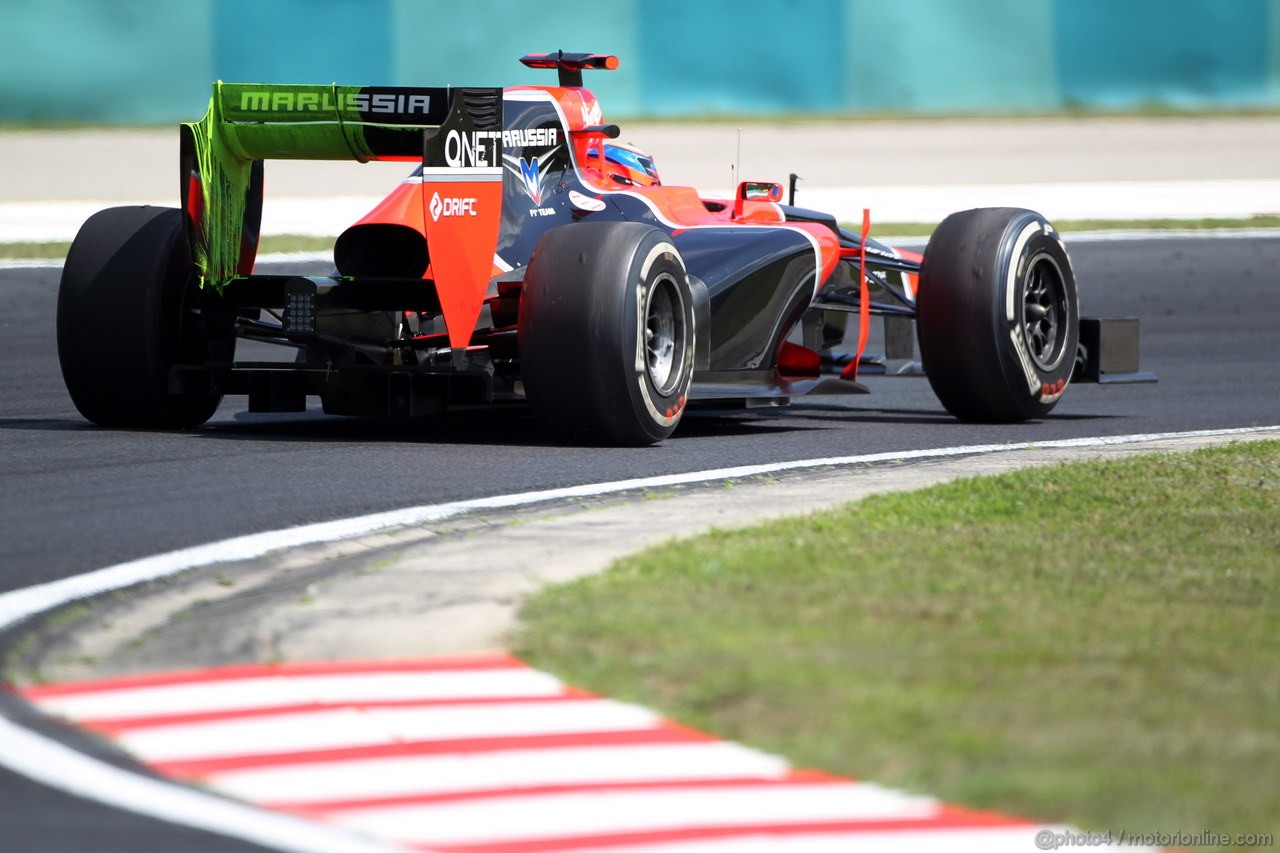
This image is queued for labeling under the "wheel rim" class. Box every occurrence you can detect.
[1021,253,1069,371]
[644,275,686,395]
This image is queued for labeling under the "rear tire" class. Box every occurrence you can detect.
[57,206,226,428]
[518,222,694,445]
[917,208,1078,422]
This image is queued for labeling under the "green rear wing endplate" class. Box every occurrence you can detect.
[180,82,501,289]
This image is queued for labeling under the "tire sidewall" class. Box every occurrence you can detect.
[615,235,695,442]
[991,215,1079,418]
[519,222,695,445]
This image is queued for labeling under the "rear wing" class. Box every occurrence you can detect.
[180,82,502,290]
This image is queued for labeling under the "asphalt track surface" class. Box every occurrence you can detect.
[1,233,1278,850]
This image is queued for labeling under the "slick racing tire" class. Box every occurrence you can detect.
[917,208,1079,422]
[57,206,227,428]
[519,222,694,445]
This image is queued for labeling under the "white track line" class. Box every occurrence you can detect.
[5,181,1280,243]
[4,427,1279,633]
[3,229,1278,270]
[0,714,397,852]
[2,425,1280,630]
[2,425,1277,849]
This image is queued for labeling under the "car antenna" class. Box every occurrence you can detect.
[789,172,801,206]
[734,127,742,186]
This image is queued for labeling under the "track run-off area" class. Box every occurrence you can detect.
[2,429,1278,853]
[1,231,1278,850]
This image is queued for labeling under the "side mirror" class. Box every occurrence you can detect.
[733,180,783,218]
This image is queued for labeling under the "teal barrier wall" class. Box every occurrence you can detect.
[2,0,1278,123]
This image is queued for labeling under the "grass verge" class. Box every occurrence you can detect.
[516,442,1280,848]
[0,234,337,261]
[865,214,1280,240]
[3,217,1279,261]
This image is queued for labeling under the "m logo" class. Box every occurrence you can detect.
[503,147,560,206]
[519,157,545,205]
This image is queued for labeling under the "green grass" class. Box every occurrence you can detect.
[1,241,79,260]
[865,214,1280,240]
[5,217,1277,261]
[0,234,336,261]
[516,442,1280,848]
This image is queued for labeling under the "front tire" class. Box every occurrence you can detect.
[917,208,1079,422]
[57,206,226,428]
[518,222,694,445]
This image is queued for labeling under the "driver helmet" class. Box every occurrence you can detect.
[587,140,661,187]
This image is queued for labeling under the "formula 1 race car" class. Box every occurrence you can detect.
[57,52,1150,445]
